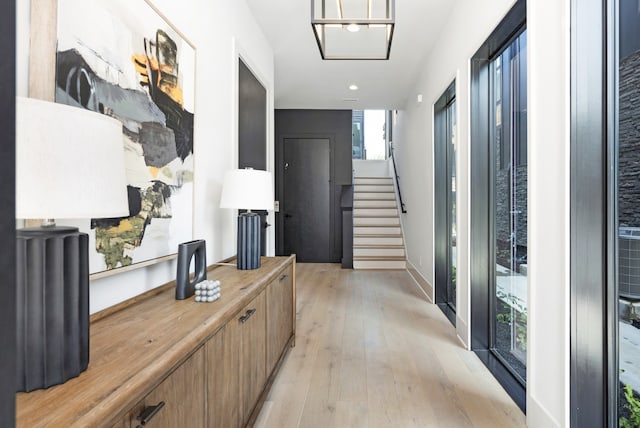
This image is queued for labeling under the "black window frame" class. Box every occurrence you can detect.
[434,81,457,326]
[570,0,617,425]
[469,0,527,412]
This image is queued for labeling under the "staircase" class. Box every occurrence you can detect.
[352,176,406,270]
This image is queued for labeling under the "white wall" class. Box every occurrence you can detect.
[16,0,275,313]
[395,0,569,426]
[353,159,389,177]
[526,1,570,426]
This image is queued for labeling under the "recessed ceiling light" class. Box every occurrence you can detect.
[346,24,360,32]
[349,84,358,91]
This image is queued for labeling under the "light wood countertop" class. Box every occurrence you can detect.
[16,256,295,428]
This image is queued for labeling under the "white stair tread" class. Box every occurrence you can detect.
[354,194,395,199]
[353,198,397,201]
[353,219,400,225]
[353,244,404,249]
[354,249,405,257]
[353,214,398,218]
[354,202,397,209]
[353,205,397,210]
[353,208,397,211]
[353,224,401,227]
[353,198,396,203]
[353,190,396,199]
[354,233,402,238]
[355,237,404,245]
[353,256,406,261]
[355,230,401,236]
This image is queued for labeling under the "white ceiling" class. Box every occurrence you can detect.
[245,0,455,110]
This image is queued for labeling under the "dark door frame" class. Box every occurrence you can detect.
[434,81,457,326]
[238,58,267,171]
[1,0,16,425]
[469,0,526,412]
[570,0,615,426]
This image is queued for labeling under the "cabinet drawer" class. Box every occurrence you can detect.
[127,347,206,428]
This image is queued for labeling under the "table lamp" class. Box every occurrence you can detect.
[220,168,274,269]
[15,97,129,391]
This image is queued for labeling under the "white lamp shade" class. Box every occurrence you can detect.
[16,97,130,219]
[220,169,274,210]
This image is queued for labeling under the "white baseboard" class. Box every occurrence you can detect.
[456,316,470,349]
[406,260,433,303]
[527,395,561,428]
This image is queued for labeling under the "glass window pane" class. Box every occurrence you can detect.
[352,110,364,159]
[618,2,640,425]
[449,100,457,310]
[352,110,388,160]
[491,30,527,383]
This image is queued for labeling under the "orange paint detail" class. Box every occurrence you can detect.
[149,166,159,178]
[108,219,134,236]
[160,84,184,106]
[132,53,185,106]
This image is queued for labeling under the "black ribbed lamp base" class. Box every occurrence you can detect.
[237,212,261,270]
[16,226,89,392]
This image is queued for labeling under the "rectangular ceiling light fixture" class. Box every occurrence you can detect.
[311,0,395,60]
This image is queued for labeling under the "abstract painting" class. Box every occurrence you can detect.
[55,0,195,274]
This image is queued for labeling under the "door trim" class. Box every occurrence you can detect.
[232,39,275,256]
[238,58,268,256]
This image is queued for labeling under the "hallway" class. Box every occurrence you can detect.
[255,264,526,427]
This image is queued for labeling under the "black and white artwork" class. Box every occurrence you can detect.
[55,0,195,274]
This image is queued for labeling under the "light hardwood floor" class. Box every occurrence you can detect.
[255,264,526,428]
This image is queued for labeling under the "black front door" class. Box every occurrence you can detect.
[282,138,331,262]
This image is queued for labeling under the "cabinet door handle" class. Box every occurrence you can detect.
[136,401,165,426]
[279,274,289,281]
[239,308,256,323]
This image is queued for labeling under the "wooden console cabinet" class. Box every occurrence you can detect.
[16,256,296,428]
[266,265,294,375]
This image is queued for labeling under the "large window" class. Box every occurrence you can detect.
[434,82,457,325]
[469,0,526,411]
[352,110,388,160]
[491,31,528,384]
[572,0,640,424]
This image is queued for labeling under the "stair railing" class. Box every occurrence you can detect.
[390,143,407,214]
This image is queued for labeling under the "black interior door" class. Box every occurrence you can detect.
[238,59,268,255]
[282,138,331,262]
